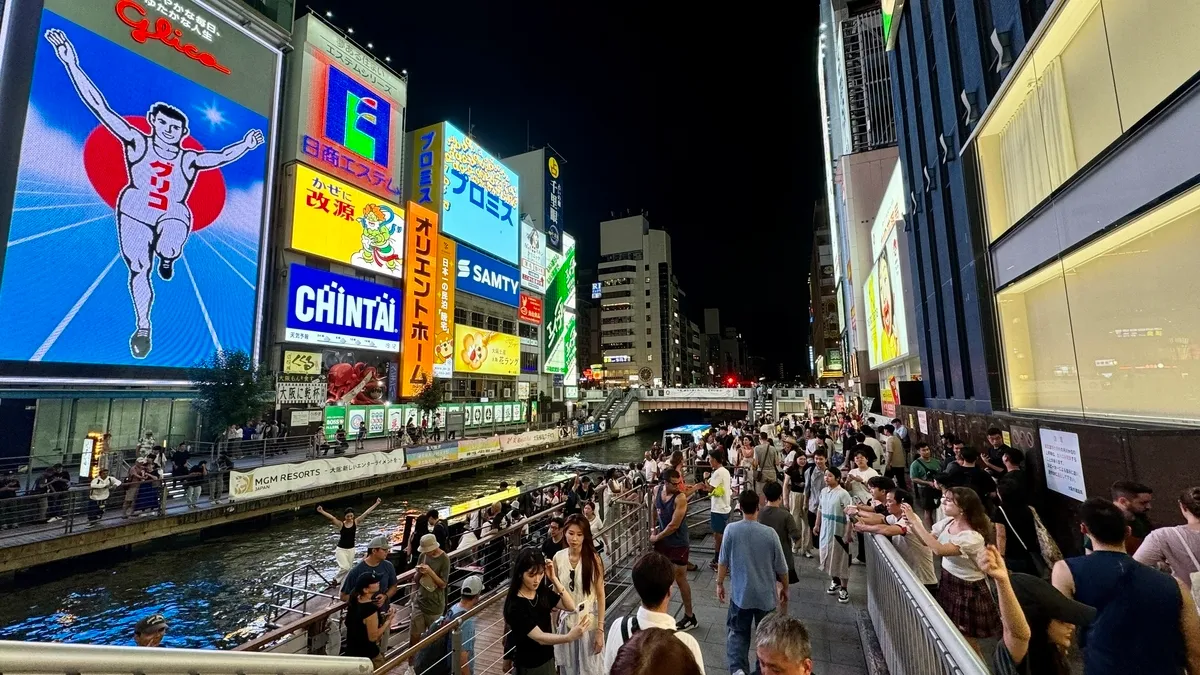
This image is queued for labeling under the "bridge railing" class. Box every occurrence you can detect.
[864,533,990,675]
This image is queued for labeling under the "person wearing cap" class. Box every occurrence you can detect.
[451,575,484,675]
[133,614,168,647]
[978,543,1094,674]
[340,535,398,653]
[409,533,450,650]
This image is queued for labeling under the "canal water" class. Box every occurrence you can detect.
[0,430,660,649]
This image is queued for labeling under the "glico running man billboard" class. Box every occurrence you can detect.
[408,121,519,265]
[0,0,281,377]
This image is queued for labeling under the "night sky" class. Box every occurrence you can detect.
[308,1,823,379]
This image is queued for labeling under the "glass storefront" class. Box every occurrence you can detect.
[975,0,1200,241]
[997,184,1200,423]
[28,396,199,469]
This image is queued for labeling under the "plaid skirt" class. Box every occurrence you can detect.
[936,569,1000,639]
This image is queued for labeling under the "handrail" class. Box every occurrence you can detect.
[0,639,373,675]
[864,533,990,675]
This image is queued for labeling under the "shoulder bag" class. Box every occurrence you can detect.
[1170,527,1200,615]
[997,505,1048,578]
[1029,506,1063,568]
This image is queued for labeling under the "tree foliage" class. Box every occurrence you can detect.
[190,350,274,440]
[414,380,446,414]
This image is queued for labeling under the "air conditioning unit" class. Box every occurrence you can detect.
[486,389,496,398]
[503,387,512,398]
[443,391,453,402]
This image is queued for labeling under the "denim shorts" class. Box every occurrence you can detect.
[710,511,730,534]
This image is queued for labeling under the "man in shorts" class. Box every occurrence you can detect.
[696,448,732,571]
[651,468,698,631]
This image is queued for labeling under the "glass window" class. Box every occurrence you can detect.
[31,399,69,469]
[486,316,500,332]
[975,0,1200,242]
[143,399,172,446]
[107,398,144,453]
[997,183,1200,422]
[68,399,110,467]
[169,400,198,446]
[502,320,515,335]
[455,308,468,325]
[471,312,485,329]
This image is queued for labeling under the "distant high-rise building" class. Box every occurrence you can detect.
[596,214,684,387]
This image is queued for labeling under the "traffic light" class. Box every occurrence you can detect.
[726,376,735,386]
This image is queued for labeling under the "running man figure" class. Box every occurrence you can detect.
[46,29,264,359]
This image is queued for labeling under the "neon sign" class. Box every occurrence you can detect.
[116,0,230,75]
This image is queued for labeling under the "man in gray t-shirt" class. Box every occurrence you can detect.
[753,432,778,494]
[717,490,788,675]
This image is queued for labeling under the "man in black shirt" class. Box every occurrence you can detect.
[45,463,71,522]
[541,517,567,561]
[565,475,596,516]
[982,428,1010,477]
[946,446,997,510]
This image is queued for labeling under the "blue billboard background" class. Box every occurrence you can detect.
[455,245,520,307]
[286,264,400,352]
[0,10,268,368]
[442,121,519,264]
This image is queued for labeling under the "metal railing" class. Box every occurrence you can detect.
[864,533,990,675]
[0,639,372,675]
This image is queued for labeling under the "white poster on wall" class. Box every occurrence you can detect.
[917,410,928,434]
[1039,428,1087,501]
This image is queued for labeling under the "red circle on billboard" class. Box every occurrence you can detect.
[82,116,227,231]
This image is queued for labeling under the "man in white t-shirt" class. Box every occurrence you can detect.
[603,552,706,673]
[804,427,820,456]
[695,447,732,571]
[861,427,886,472]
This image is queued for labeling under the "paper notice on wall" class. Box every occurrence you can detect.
[917,410,928,434]
[1040,428,1087,502]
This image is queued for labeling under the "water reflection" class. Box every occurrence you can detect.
[0,432,656,649]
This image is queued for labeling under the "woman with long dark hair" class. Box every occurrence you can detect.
[503,548,591,675]
[555,514,606,675]
[609,628,703,675]
[902,486,1000,654]
[344,572,394,668]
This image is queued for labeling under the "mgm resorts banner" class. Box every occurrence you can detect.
[457,436,502,460]
[230,449,407,501]
[499,428,561,452]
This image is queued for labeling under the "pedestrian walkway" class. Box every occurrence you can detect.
[605,532,870,675]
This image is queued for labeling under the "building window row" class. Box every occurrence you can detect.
[601,316,633,325]
[602,328,636,337]
[602,303,633,312]
[603,341,635,350]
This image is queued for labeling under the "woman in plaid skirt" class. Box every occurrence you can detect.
[902,486,1000,655]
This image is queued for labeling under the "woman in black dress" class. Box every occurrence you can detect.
[344,572,394,667]
[502,548,591,675]
[317,497,382,583]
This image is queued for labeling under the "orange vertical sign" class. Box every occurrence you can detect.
[400,202,438,397]
[433,237,457,378]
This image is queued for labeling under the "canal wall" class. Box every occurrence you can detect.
[0,431,617,577]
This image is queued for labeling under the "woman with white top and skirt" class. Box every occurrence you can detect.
[554,514,606,675]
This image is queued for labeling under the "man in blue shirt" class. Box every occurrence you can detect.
[717,489,789,675]
[452,575,482,675]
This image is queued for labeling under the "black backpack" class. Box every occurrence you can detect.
[413,607,465,675]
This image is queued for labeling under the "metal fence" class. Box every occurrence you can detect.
[863,533,990,675]
[237,482,651,675]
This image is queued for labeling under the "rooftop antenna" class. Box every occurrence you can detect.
[467,107,476,139]
[526,120,531,151]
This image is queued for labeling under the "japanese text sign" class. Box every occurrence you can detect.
[432,237,457,379]
[290,164,404,277]
[453,325,520,376]
[283,350,322,375]
[545,149,563,253]
[400,202,438,396]
[442,121,519,264]
[520,221,547,293]
[519,293,543,324]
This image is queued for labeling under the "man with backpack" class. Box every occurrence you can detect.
[602,551,705,673]
[414,575,483,675]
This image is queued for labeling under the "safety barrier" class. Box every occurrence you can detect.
[864,533,990,675]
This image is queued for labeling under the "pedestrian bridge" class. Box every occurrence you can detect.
[629,387,840,414]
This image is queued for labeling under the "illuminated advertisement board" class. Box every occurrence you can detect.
[290,164,404,277]
[432,237,456,379]
[400,202,438,396]
[519,221,547,293]
[545,149,563,254]
[286,264,399,352]
[455,244,519,307]
[562,233,577,311]
[865,164,909,368]
[519,293,543,324]
[408,121,519,265]
[563,310,578,386]
[0,0,281,377]
[287,15,405,202]
[453,325,519,376]
[542,245,567,374]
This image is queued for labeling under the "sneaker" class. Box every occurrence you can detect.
[708,561,718,571]
[130,328,152,359]
[676,614,698,631]
[838,588,850,603]
[803,550,814,559]
[158,258,175,281]
[826,581,839,595]
[47,516,60,523]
